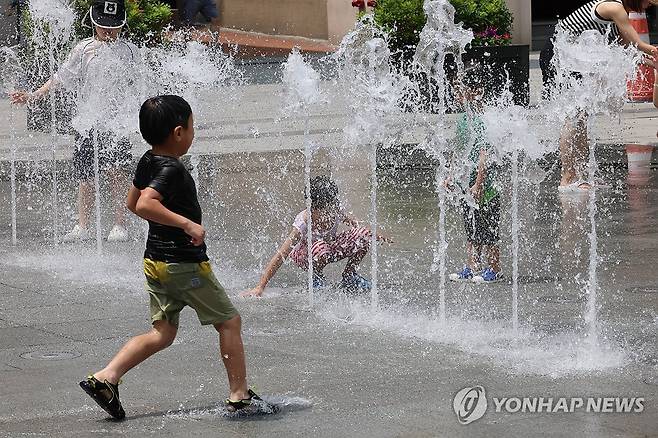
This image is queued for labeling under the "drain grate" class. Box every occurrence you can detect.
[627,286,658,294]
[20,350,81,361]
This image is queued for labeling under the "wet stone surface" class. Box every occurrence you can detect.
[0,141,656,437]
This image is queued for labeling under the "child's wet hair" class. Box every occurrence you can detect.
[139,95,192,146]
[308,175,339,209]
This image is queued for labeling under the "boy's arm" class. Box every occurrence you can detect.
[11,41,81,105]
[471,148,487,200]
[136,187,205,245]
[9,79,54,104]
[241,228,302,297]
[126,185,140,214]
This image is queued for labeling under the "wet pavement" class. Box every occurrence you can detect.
[1,50,658,437]
[0,134,657,436]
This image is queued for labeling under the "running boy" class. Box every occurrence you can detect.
[10,0,139,242]
[241,175,389,297]
[79,95,259,419]
[447,66,503,284]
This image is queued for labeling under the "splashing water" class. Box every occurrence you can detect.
[282,48,321,113]
[334,16,411,308]
[0,0,652,388]
[26,0,78,245]
[316,294,628,376]
[281,49,322,304]
[549,27,639,119]
[28,0,76,38]
[413,0,472,321]
[549,27,639,347]
[1,48,22,245]
[164,394,313,419]
[480,95,548,334]
[146,40,242,100]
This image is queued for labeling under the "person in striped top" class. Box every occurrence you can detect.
[539,0,658,191]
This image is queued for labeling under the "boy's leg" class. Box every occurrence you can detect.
[572,112,589,181]
[213,316,249,401]
[466,241,481,271]
[108,167,128,226]
[463,200,482,271]
[313,250,331,273]
[103,136,132,229]
[559,112,589,187]
[486,245,501,273]
[482,197,501,272]
[93,320,178,385]
[78,180,94,229]
[72,134,95,230]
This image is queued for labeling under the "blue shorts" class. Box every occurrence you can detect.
[183,0,218,23]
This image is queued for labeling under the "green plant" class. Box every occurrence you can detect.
[373,0,514,54]
[74,0,173,43]
[451,0,513,46]
[373,0,426,56]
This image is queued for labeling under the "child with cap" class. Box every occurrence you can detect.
[10,0,140,242]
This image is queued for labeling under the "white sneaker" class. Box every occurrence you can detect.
[61,224,92,242]
[107,225,129,242]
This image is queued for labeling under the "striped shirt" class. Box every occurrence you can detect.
[558,0,622,39]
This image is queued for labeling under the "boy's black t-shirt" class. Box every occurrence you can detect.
[133,151,208,263]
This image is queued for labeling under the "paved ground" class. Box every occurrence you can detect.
[0,55,657,437]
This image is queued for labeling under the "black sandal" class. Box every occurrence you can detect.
[225,388,261,412]
[79,375,126,420]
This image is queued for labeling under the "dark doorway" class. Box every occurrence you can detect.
[531,0,590,50]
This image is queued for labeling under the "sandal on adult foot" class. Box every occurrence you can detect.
[225,388,261,412]
[79,375,125,420]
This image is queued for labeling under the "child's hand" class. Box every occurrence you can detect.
[443,176,454,191]
[376,232,393,243]
[184,221,205,246]
[240,286,264,298]
[643,54,658,69]
[470,184,483,201]
[9,91,30,105]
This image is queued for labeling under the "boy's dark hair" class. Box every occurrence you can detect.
[139,95,192,146]
[308,175,339,209]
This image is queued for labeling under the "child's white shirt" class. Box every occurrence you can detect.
[53,36,144,133]
[53,37,140,100]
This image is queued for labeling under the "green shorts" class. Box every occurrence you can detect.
[143,258,238,327]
